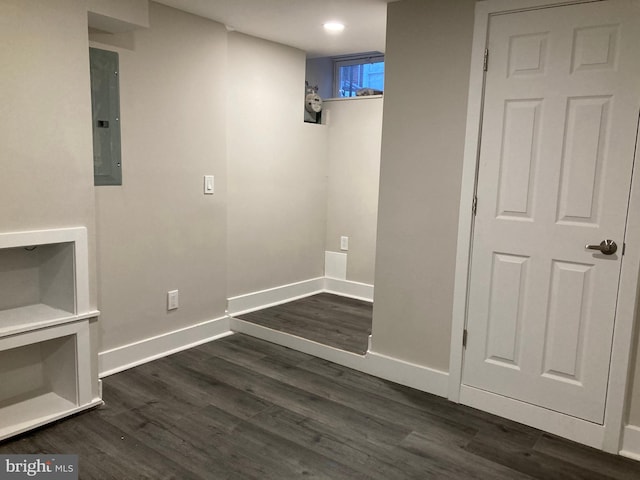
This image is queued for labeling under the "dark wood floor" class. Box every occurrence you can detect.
[2,334,639,479]
[235,293,372,354]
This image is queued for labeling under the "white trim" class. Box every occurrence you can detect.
[602,109,640,452]
[460,385,605,449]
[227,278,325,316]
[366,349,449,397]
[98,276,372,378]
[620,425,640,461]
[448,0,492,404]
[230,317,368,367]
[323,95,383,103]
[97,277,446,406]
[324,277,374,302]
[98,316,232,377]
[229,317,448,398]
[451,0,636,454]
[227,277,374,315]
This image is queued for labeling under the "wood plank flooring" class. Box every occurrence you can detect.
[2,334,640,479]
[235,293,372,354]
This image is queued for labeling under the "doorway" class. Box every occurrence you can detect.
[452,0,640,451]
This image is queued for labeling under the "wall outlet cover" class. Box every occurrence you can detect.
[167,290,179,310]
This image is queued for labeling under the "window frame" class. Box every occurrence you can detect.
[333,53,385,98]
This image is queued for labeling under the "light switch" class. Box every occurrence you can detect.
[204,175,214,195]
[167,290,179,310]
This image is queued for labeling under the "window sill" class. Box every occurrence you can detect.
[323,95,383,103]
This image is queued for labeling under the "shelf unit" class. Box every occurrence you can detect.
[0,227,101,441]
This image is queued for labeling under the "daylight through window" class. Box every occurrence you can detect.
[334,54,384,97]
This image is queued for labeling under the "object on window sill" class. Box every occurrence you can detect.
[356,88,383,96]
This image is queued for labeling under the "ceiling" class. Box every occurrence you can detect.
[154,0,393,58]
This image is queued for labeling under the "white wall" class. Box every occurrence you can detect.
[305,57,334,99]
[324,97,383,285]
[370,0,475,370]
[90,2,228,352]
[87,0,149,32]
[3,0,378,358]
[227,32,329,297]
[0,0,98,308]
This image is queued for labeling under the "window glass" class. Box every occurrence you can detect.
[334,55,384,97]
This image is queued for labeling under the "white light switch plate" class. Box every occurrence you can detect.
[204,175,214,195]
[167,290,179,310]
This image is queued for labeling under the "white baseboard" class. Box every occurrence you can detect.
[97,276,372,378]
[366,349,448,397]
[460,385,605,450]
[229,317,448,398]
[227,277,325,316]
[99,316,232,377]
[621,425,640,461]
[324,277,374,302]
[230,317,369,367]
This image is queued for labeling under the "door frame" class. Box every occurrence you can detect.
[450,0,640,453]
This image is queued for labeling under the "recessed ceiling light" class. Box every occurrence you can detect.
[323,22,345,33]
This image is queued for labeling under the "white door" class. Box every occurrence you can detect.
[463,0,640,424]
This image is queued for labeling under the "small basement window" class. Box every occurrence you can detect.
[334,53,384,98]
[89,47,122,186]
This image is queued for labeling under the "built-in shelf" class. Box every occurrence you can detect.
[0,304,74,336]
[0,391,77,437]
[0,391,101,441]
[0,227,101,441]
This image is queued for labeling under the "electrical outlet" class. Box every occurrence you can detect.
[340,236,349,251]
[167,290,179,310]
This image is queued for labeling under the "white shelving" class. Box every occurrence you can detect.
[0,227,101,441]
[0,304,75,336]
[0,392,78,439]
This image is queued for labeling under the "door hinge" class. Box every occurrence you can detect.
[472,195,478,216]
[462,329,468,348]
[623,242,626,256]
[483,49,489,72]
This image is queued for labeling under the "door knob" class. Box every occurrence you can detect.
[585,239,617,255]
